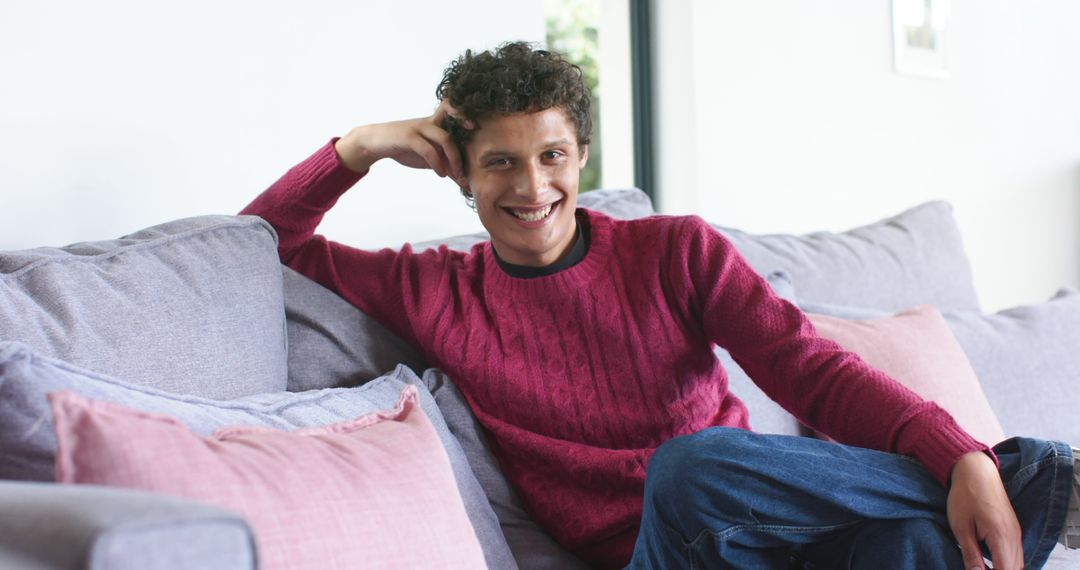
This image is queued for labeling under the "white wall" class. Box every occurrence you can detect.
[654,0,1080,311]
[0,1,544,251]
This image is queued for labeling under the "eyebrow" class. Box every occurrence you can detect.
[477,139,574,163]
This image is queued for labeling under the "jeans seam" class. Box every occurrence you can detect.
[686,520,862,569]
[1009,453,1061,488]
[1012,442,1073,567]
[997,440,1075,565]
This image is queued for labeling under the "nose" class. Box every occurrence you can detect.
[515,160,548,202]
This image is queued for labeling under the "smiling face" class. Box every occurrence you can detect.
[465,107,588,267]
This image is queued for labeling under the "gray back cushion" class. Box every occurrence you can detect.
[946,289,1080,444]
[0,215,287,399]
[283,266,426,392]
[716,201,981,312]
[577,188,656,219]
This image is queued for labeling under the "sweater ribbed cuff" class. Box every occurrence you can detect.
[910,419,998,487]
[285,138,366,207]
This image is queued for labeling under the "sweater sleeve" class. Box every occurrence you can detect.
[238,139,421,347]
[672,216,992,486]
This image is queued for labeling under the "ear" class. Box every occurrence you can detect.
[579,144,589,169]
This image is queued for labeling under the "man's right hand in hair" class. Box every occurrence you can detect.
[333,99,471,190]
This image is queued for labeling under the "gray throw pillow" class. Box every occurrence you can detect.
[0,215,287,399]
[801,289,1080,444]
[422,368,591,570]
[716,201,981,312]
[0,341,516,570]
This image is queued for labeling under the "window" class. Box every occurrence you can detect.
[545,0,636,193]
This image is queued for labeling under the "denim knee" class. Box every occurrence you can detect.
[644,428,755,519]
[648,428,746,487]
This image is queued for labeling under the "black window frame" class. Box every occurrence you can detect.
[629,0,655,200]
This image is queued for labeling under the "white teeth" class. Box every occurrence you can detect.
[509,204,553,222]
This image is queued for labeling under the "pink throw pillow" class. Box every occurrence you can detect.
[807,305,1006,446]
[49,386,486,570]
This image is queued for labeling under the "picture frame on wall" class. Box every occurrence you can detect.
[892,0,951,79]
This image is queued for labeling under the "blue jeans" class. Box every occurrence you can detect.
[626,429,1074,569]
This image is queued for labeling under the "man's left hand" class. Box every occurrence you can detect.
[947,451,1023,570]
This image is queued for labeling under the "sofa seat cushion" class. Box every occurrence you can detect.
[0,215,287,398]
[1045,545,1080,568]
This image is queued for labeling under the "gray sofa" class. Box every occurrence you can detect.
[1,189,1078,569]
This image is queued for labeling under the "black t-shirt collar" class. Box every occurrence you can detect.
[494,219,590,278]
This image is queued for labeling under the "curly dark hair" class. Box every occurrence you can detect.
[436,41,592,198]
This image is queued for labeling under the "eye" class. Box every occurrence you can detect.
[487,157,511,168]
[543,150,565,160]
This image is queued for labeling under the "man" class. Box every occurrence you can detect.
[242,41,1077,569]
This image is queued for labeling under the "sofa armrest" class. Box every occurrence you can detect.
[0,481,256,570]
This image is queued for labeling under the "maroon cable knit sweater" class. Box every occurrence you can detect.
[241,141,989,569]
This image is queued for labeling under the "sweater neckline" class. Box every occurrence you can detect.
[482,209,613,299]
[494,219,590,278]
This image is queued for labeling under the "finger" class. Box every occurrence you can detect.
[954,524,985,570]
[985,528,1024,570]
[432,98,474,130]
[418,133,454,179]
[419,123,464,180]
[408,136,447,177]
[431,99,457,126]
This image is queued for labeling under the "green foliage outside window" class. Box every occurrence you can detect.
[545,0,602,192]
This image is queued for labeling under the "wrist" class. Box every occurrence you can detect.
[334,127,378,173]
[950,451,997,486]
